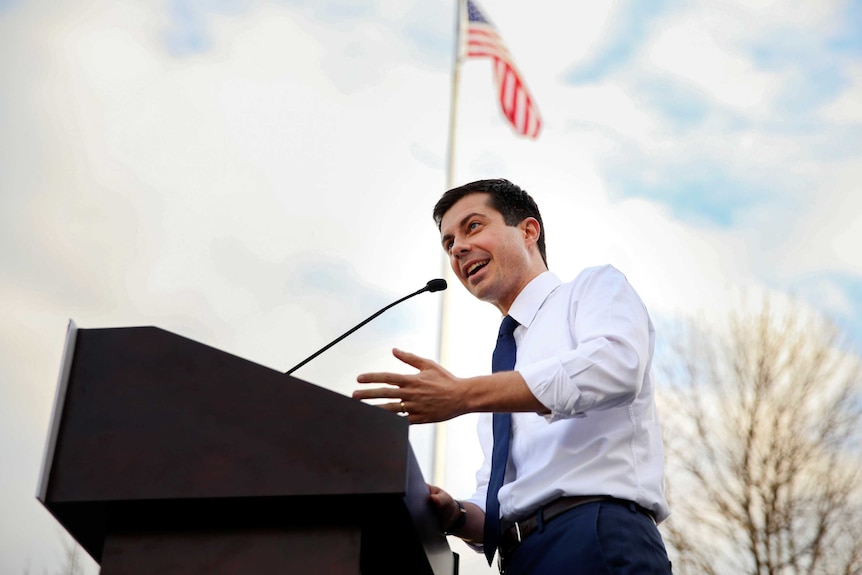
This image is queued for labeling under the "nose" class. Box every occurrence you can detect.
[450,236,470,258]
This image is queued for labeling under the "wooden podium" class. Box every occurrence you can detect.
[37,322,458,574]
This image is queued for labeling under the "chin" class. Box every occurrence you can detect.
[471,286,498,304]
[465,275,501,304]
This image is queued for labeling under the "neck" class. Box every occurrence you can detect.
[494,267,547,315]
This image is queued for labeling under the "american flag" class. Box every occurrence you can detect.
[465,0,542,139]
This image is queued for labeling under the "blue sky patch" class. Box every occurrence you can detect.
[402,6,453,67]
[163,0,214,56]
[749,35,850,118]
[312,0,374,23]
[608,163,772,228]
[782,272,862,355]
[563,0,672,84]
[637,77,710,128]
[829,0,862,56]
[775,65,847,116]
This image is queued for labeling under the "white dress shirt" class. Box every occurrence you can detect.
[465,265,670,526]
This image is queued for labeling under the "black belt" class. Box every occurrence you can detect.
[498,495,656,560]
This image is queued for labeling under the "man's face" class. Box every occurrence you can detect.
[439,193,536,313]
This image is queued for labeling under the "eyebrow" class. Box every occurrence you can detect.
[441,211,486,248]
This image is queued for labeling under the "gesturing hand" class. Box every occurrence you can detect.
[353,348,467,424]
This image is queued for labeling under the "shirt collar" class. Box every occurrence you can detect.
[507,271,561,329]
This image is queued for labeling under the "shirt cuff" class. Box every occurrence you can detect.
[519,359,590,422]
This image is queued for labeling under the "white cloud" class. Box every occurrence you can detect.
[559,82,665,147]
[469,1,621,81]
[821,61,862,124]
[769,160,862,278]
[642,11,784,114]
[721,0,841,30]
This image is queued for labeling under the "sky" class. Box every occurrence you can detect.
[1,0,860,573]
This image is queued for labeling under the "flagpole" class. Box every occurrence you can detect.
[445,0,465,196]
[432,0,466,488]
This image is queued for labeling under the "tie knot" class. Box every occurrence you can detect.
[498,315,519,338]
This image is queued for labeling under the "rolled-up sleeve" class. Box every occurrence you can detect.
[518,266,652,421]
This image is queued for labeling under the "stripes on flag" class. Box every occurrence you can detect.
[465,0,542,139]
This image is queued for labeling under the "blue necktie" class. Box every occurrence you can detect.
[484,315,519,565]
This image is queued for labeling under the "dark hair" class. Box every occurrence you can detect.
[433,178,547,266]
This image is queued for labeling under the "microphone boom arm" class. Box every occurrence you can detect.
[285,279,446,376]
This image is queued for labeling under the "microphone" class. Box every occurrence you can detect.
[285,278,447,376]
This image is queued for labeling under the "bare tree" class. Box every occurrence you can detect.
[657,290,862,575]
[58,535,83,575]
[49,530,96,575]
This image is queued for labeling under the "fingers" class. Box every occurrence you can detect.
[352,386,401,400]
[353,349,453,424]
[427,485,451,505]
[382,400,404,415]
[427,484,453,512]
[354,349,437,387]
[356,372,407,386]
[391,348,432,369]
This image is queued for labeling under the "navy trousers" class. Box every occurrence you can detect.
[501,500,673,575]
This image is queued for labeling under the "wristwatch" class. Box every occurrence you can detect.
[444,500,467,535]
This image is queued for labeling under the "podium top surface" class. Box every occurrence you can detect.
[40,324,412,504]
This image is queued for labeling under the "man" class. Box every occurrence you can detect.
[354,179,672,574]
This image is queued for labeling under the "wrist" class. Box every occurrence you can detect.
[469,371,543,414]
[461,375,487,413]
[444,499,467,535]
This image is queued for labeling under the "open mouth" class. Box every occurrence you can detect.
[466,260,489,278]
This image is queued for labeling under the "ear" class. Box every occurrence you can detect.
[520,217,541,246]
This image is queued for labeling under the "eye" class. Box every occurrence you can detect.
[468,221,481,231]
